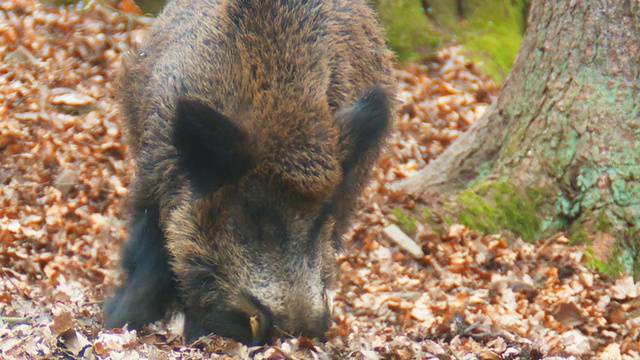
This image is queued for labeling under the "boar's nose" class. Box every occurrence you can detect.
[241,290,331,344]
[271,289,332,342]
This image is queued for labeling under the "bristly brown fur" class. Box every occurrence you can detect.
[105,0,397,345]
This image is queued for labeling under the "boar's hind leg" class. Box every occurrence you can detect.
[104,208,176,330]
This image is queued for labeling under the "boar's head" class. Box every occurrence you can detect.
[167,88,391,344]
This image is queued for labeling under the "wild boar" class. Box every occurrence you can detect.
[104,0,397,345]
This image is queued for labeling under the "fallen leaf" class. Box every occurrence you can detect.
[611,276,637,300]
[58,328,91,356]
[599,342,622,360]
[554,302,587,329]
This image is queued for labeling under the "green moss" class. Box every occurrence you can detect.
[633,240,640,280]
[585,248,625,279]
[456,0,527,83]
[462,32,521,84]
[134,0,166,15]
[373,0,527,83]
[458,190,500,235]
[57,103,99,115]
[568,209,615,245]
[569,230,589,245]
[372,0,437,64]
[391,209,417,235]
[566,208,640,278]
[457,179,543,240]
[420,209,448,235]
[594,210,614,232]
[53,0,79,5]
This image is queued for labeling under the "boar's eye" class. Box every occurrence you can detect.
[249,210,262,225]
[242,203,286,242]
[243,203,263,226]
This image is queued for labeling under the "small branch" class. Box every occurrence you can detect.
[2,316,31,326]
[0,267,30,299]
[382,224,424,259]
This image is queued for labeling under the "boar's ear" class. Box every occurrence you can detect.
[173,98,252,194]
[339,87,392,175]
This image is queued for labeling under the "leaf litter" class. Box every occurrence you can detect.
[1,0,638,359]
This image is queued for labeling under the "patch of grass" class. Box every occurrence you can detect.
[422,209,438,232]
[457,179,543,241]
[391,208,417,235]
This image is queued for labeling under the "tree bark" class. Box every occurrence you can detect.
[392,0,640,275]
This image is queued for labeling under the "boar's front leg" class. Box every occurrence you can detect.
[104,206,176,330]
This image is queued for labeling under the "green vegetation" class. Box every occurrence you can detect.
[373,0,529,83]
[594,210,614,233]
[567,207,640,277]
[391,208,418,235]
[568,210,614,245]
[134,0,165,15]
[585,247,626,279]
[373,0,438,63]
[422,209,441,234]
[457,179,543,241]
[569,230,589,245]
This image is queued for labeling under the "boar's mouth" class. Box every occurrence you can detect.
[184,292,275,344]
[232,293,275,344]
[184,285,332,344]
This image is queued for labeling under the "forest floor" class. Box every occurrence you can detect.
[1,1,639,359]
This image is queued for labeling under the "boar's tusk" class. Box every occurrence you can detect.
[249,315,261,342]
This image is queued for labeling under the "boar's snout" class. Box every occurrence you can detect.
[240,289,331,344]
[267,289,331,343]
[183,279,331,345]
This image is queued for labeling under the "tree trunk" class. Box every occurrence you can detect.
[392,0,640,276]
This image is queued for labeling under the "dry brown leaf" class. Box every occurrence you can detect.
[599,342,622,360]
[50,310,73,336]
[58,328,91,356]
[560,329,591,356]
[554,302,587,329]
[611,276,638,300]
[1,0,637,357]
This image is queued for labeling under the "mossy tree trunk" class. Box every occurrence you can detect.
[392,0,640,276]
